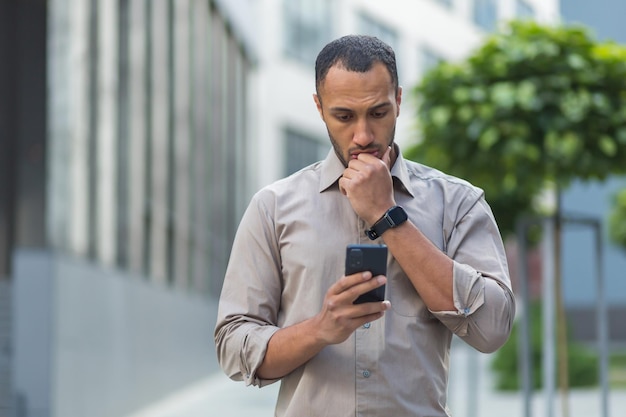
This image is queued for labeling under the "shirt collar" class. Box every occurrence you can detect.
[318,143,415,198]
[318,149,345,192]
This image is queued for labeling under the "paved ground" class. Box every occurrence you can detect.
[128,342,626,417]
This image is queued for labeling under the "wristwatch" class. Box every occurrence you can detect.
[365,205,408,240]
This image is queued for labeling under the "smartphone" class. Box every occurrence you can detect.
[345,244,387,304]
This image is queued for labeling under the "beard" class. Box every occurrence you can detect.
[328,125,396,168]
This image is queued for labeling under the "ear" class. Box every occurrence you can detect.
[395,86,403,117]
[313,94,324,120]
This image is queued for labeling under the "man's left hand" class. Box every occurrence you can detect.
[339,146,395,225]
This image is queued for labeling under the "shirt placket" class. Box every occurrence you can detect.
[355,216,380,416]
[355,317,385,416]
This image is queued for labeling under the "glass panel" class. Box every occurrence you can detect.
[285,129,327,176]
[117,0,131,269]
[283,0,333,65]
[419,46,445,74]
[357,13,398,49]
[433,0,453,9]
[516,0,535,18]
[473,0,498,32]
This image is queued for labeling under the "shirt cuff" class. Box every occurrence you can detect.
[430,261,485,336]
[241,324,281,387]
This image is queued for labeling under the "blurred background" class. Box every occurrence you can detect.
[0,0,625,416]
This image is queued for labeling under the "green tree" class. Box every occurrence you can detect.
[406,20,626,235]
[406,20,626,405]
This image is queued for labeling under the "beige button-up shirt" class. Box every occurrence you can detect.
[215,147,515,417]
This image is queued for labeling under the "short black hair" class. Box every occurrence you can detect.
[315,35,399,96]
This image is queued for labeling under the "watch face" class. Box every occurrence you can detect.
[389,206,408,225]
[367,206,407,240]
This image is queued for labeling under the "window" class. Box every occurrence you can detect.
[356,13,400,78]
[284,129,327,176]
[357,13,398,50]
[283,0,333,65]
[473,0,498,32]
[433,0,453,8]
[516,0,535,19]
[117,0,131,269]
[418,46,445,74]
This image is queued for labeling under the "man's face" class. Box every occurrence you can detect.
[313,62,402,167]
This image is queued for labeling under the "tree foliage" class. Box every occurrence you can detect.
[405,20,626,235]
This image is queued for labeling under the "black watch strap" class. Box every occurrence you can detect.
[365,205,408,240]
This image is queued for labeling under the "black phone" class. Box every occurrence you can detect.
[345,244,387,304]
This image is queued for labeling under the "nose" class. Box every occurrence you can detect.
[353,118,374,147]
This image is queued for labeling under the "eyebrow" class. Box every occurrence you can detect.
[329,102,392,113]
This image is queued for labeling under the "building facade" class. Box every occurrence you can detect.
[0,0,253,416]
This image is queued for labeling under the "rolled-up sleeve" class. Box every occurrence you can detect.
[215,319,280,386]
[430,262,515,353]
[430,192,515,353]
[214,191,282,387]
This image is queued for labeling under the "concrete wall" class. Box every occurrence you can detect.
[12,249,218,417]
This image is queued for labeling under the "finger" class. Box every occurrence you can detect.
[342,161,365,180]
[351,300,392,321]
[338,178,348,196]
[343,275,387,304]
[360,274,387,293]
[341,167,354,180]
[356,152,379,163]
[331,271,373,295]
[382,146,392,170]
[346,158,367,173]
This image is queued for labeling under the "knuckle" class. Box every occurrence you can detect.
[335,277,349,292]
[347,285,363,298]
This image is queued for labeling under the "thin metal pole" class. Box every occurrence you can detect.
[562,215,610,417]
[516,218,533,417]
[594,220,610,417]
[542,217,556,417]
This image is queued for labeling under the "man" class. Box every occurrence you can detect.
[215,35,515,416]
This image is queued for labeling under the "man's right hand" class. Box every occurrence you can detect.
[313,271,390,345]
[257,271,390,380]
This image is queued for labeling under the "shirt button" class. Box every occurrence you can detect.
[363,322,371,329]
[463,307,470,316]
[363,370,371,378]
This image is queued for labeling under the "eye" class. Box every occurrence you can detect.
[371,111,388,118]
[334,113,353,122]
